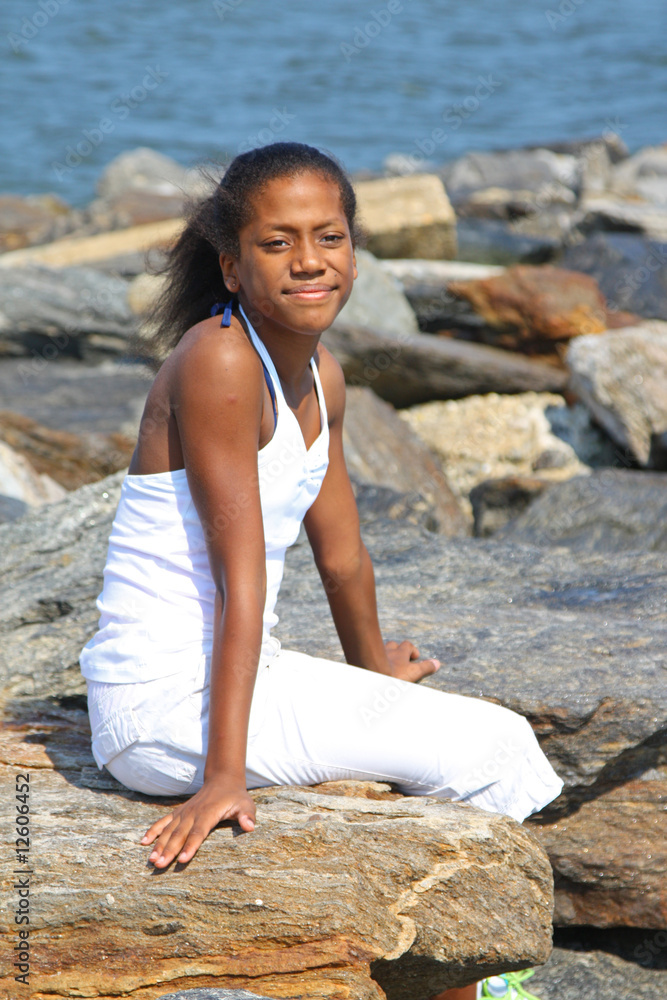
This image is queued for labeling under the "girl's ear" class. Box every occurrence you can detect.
[219,252,240,294]
[352,251,358,281]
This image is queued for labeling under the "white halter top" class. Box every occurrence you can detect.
[79,304,330,683]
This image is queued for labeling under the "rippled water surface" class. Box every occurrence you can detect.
[1,0,666,205]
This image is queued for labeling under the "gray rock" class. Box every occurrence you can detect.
[96,146,206,201]
[0,356,150,437]
[498,470,667,552]
[560,232,667,320]
[440,148,580,206]
[566,323,667,467]
[457,217,563,265]
[353,481,442,532]
[609,144,667,205]
[574,194,667,241]
[469,475,549,538]
[323,323,568,408]
[157,993,275,1000]
[530,940,667,1000]
[335,248,419,339]
[0,265,138,359]
[343,386,468,536]
[0,491,29,522]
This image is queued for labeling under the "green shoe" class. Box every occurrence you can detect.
[479,969,542,999]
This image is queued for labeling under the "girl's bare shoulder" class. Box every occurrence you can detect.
[165,314,264,403]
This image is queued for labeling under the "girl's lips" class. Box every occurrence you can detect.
[284,286,334,300]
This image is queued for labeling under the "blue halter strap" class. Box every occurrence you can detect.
[210,300,277,426]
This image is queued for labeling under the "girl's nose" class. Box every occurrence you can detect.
[291,241,326,275]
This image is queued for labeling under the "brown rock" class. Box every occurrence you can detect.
[0,410,135,490]
[529,778,667,929]
[343,387,469,536]
[448,265,637,354]
[0,725,554,1000]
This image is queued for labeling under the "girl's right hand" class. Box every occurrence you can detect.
[140,776,256,868]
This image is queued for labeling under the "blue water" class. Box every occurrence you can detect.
[1,0,666,207]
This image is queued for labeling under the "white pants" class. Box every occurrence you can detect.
[86,647,563,822]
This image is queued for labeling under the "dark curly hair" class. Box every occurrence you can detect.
[138,142,362,364]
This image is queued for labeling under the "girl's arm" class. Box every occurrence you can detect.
[303,348,439,683]
[141,325,268,868]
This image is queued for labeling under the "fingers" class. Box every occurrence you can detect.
[149,814,193,867]
[140,811,176,846]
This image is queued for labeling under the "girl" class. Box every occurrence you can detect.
[80,142,561,1000]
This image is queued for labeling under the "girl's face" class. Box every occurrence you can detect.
[222,170,357,338]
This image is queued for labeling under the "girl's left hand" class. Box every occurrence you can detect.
[385,640,440,682]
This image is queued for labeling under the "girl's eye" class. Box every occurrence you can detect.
[264,238,289,248]
[322,234,343,243]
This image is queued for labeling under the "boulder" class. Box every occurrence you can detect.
[456,217,565,266]
[0,218,183,271]
[609,144,667,205]
[96,147,208,202]
[440,149,579,210]
[379,259,504,333]
[574,194,667,242]
[343,387,469,536]
[530,778,667,929]
[353,174,457,259]
[469,475,550,538]
[0,356,151,438]
[322,323,568,408]
[0,265,138,359]
[529,933,667,1000]
[398,393,596,519]
[0,193,75,253]
[0,751,553,999]
[498,469,667,552]
[560,231,667,321]
[446,265,636,354]
[0,472,665,928]
[0,410,135,491]
[0,437,66,508]
[566,322,667,467]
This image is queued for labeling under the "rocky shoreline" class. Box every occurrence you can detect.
[0,140,665,1000]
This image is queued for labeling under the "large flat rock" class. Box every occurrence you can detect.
[0,472,664,930]
[0,764,553,1000]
